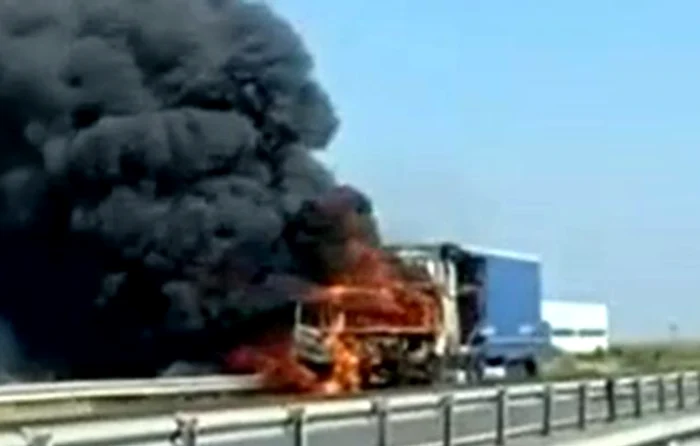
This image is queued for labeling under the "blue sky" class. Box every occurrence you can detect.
[273,0,700,340]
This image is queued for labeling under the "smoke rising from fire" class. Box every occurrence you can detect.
[0,0,378,380]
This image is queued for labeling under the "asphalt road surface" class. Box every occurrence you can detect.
[198,384,697,446]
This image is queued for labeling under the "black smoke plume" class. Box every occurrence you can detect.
[0,0,379,381]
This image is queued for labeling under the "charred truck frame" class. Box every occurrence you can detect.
[293,242,550,387]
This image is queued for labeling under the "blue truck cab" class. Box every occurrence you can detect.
[387,242,550,383]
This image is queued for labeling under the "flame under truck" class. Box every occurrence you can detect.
[293,242,551,387]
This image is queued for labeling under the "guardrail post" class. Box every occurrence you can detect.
[495,387,509,445]
[677,374,686,410]
[291,407,308,446]
[658,375,667,413]
[441,394,455,446]
[605,378,617,423]
[171,414,198,446]
[542,385,553,436]
[373,398,391,446]
[633,378,643,418]
[578,382,588,430]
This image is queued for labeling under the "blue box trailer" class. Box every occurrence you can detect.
[465,245,550,377]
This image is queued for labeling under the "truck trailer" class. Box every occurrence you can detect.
[387,242,550,383]
[293,241,551,388]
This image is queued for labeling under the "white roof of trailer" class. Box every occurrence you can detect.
[386,240,541,263]
[461,243,541,263]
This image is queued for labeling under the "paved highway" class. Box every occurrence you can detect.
[512,410,700,446]
[197,384,695,446]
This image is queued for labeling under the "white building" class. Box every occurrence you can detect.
[541,300,610,354]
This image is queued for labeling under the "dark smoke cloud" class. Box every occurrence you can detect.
[0,0,380,380]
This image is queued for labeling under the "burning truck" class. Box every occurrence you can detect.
[287,242,551,393]
[220,192,549,394]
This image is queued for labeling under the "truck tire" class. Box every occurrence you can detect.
[465,366,481,386]
[506,358,538,381]
[524,358,539,378]
[463,356,483,386]
[427,354,448,384]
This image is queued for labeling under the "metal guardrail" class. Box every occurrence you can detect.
[0,374,262,404]
[0,371,698,445]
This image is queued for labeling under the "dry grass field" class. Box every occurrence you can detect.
[541,340,700,380]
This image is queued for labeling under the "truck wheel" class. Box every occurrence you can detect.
[427,354,447,384]
[462,358,482,386]
[506,359,538,381]
[465,366,480,386]
[524,358,539,378]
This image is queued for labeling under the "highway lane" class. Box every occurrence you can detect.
[200,384,695,446]
[510,410,700,446]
